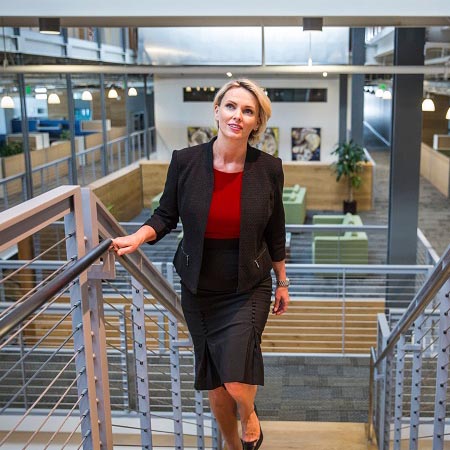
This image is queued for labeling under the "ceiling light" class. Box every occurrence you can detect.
[81,90,93,101]
[322,72,328,77]
[382,90,392,100]
[1,95,14,109]
[39,18,61,35]
[210,87,215,92]
[35,93,48,100]
[303,17,323,32]
[47,93,61,104]
[35,87,47,94]
[307,57,313,66]
[108,87,118,99]
[128,87,138,97]
[421,96,435,112]
[446,107,450,120]
[226,72,233,78]
[185,86,192,92]
[375,88,384,98]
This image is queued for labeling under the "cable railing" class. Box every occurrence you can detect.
[368,244,450,450]
[119,221,438,267]
[0,185,220,450]
[0,127,155,211]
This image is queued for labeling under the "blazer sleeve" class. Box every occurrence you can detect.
[264,158,286,262]
[142,150,180,245]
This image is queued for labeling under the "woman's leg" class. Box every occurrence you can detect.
[224,382,260,442]
[208,386,242,450]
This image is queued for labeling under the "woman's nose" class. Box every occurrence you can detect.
[233,108,243,121]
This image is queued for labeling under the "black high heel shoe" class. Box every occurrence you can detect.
[241,405,263,450]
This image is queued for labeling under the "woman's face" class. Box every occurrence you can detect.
[214,87,259,143]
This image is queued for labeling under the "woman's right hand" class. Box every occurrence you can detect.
[111,226,156,256]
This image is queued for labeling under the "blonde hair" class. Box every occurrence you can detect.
[213,78,272,145]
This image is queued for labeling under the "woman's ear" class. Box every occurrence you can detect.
[214,104,219,121]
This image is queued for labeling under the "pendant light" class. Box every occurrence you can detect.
[81,90,93,101]
[421,94,435,112]
[127,87,137,97]
[446,107,450,120]
[382,90,392,100]
[1,26,14,108]
[48,93,61,104]
[0,94,14,108]
[108,86,118,99]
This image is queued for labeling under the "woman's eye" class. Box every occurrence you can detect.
[244,109,254,115]
[225,103,234,109]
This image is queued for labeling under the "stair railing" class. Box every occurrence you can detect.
[0,185,220,450]
[368,244,450,450]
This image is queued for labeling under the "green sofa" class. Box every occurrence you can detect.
[283,184,307,224]
[312,213,368,264]
[151,191,163,212]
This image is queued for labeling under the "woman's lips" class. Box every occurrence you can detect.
[228,123,243,132]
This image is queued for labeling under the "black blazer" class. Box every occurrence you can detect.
[144,138,286,294]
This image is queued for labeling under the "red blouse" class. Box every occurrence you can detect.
[204,168,243,239]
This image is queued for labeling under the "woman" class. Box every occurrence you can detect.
[112,79,289,450]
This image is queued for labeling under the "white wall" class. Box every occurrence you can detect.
[154,76,340,162]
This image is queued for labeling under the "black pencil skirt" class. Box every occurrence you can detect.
[181,238,273,391]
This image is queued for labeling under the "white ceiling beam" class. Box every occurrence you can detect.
[2,64,449,76]
[1,0,450,27]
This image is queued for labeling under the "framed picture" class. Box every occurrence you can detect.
[256,127,279,157]
[291,127,321,161]
[187,126,217,146]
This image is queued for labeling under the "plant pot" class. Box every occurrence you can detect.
[343,200,357,214]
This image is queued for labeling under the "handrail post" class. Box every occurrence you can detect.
[64,191,99,449]
[409,314,425,449]
[195,389,205,450]
[131,277,153,449]
[168,311,184,450]
[392,335,405,450]
[367,347,375,443]
[376,313,391,450]
[80,188,114,449]
[119,304,131,410]
[432,281,450,450]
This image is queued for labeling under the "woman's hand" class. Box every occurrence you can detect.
[272,286,289,315]
[111,234,142,256]
[111,225,156,256]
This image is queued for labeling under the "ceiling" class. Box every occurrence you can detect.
[2,0,450,28]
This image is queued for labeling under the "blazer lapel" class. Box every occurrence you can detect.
[239,146,259,265]
[195,139,215,237]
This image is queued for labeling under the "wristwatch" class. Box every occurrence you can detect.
[276,278,290,288]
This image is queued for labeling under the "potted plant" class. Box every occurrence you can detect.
[331,140,368,214]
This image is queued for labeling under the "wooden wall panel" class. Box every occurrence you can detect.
[422,94,449,147]
[47,92,69,119]
[140,160,374,211]
[89,163,143,221]
[420,142,450,197]
[140,161,171,208]
[92,91,127,127]
[283,161,373,211]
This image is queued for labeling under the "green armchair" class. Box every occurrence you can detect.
[283,185,307,224]
[312,213,368,264]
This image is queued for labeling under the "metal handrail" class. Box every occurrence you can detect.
[0,238,112,339]
[93,193,185,324]
[374,244,450,367]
